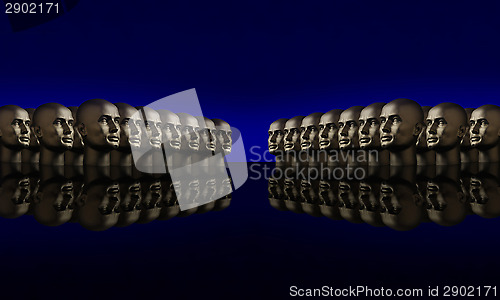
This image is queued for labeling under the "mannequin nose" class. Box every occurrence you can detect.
[189,129,198,140]
[20,122,28,134]
[340,125,348,137]
[62,122,72,135]
[150,124,160,137]
[302,129,310,140]
[360,122,369,135]
[285,132,293,141]
[471,122,480,134]
[130,123,139,135]
[270,132,278,143]
[381,121,391,133]
[428,122,438,134]
[109,120,118,133]
[320,127,329,138]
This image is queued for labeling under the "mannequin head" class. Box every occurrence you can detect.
[319,109,343,150]
[25,108,39,151]
[0,173,31,218]
[416,106,431,151]
[380,98,424,151]
[32,103,74,152]
[425,177,466,226]
[177,113,200,152]
[469,105,500,150]
[300,112,323,152]
[114,103,142,152]
[426,103,467,151]
[284,116,304,152]
[33,177,74,226]
[461,108,475,150]
[469,172,500,218]
[157,109,182,151]
[76,99,120,152]
[358,103,386,150]
[140,107,162,149]
[338,106,364,150]
[196,117,217,153]
[212,119,232,155]
[77,179,120,231]
[268,118,288,155]
[0,105,30,150]
[68,106,84,152]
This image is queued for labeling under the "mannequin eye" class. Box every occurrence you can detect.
[268,131,272,136]
[68,120,74,126]
[284,129,289,134]
[438,119,447,125]
[338,122,344,128]
[114,117,120,124]
[328,124,336,129]
[25,121,31,127]
[319,125,324,130]
[481,119,489,125]
[359,120,365,126]
[156,122,162,128]
[370,119,378,126]
[380,118,386,123]
[53,119,63,125]
[426,120,432,126]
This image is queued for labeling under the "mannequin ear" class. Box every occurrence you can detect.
[78,123,87,137]
[457,125,466,139]
[76,193,87,207]
[413,122,423,137]
[33,125,42,138]
[33,191,42,204]
[458,191,466,204]
[413,193,423,207]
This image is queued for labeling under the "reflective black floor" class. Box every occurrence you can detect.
[0,163,498,299]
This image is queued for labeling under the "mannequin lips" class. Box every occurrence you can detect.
[427,136,438,144]
[470,135,481,143]
[150,138,162,146]
[359,137,371,144]
[339,138,350,145]
[381,135,393,142]
[62,137,73,144]
[207,142,216,150]
[284,143,294,150]
[129,137,140,145]
[189,141,199,148]
[319,140,330,147]
[301,141,311,149]
[170,140,180,148]
[223,144,231,150]
[269,144,278,150]
[19,136,30,143]
[107,135,119,143]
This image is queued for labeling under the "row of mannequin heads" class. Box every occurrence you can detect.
[0,100,232,167]
[0,163,232,231]
[268,98,500,166]
[269,163,500,231]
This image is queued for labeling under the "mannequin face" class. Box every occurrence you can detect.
[158,110,182,151]
[284,117,303,152]
[338,107,363,150]
[268,118,287,155]
[425,178,466,226]
[469,174,500,218]
[359,104,384,149]
[469,106,500,149]
[380,99,423,150]
[379,179,423,231]
[142,108,162,149]
[300,113,322,151]
[25,108,39,151]
[0,175,31,218]
[177,113,200,152]
[461,108,475,150]
[34,179,75,226]
[0,105,30,150]
[198,117,217,152]
[416,106,431,150]
[33,104,74,151]
[68,106,84,151]
[213,119,232,155]
[115,104,141,151]
[77,100,121,151]
[319,110,342,150]
[426,104,467,150]
[78,181,120,231]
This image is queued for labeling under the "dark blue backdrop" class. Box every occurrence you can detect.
[2,0,500,160]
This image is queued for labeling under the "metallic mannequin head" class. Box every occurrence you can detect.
[284,116,304,152]
[319,109,343,150]
[268,118,288,155]
[338,106,364,150]
[114,103,141,152]
[140,107,163,149]
[32,103,74,152]
[300,112,323,152]
[469,104,500,150]
[157,109,182,151]
[426,103,467,151]
[177,113,200,152]
[68,106,84,152]
[416,106,431,151]
[380,98,424,151]
[0,105,30,150]
[196,117,217,153]
[461,108,475,150]
[358,103,386,150]
[76,99,120,151]
[212,119,232,155]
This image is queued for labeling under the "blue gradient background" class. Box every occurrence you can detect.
[2,1,500,159]
[0,2,499,298]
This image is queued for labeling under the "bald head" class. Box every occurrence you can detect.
[76,99,120,151]
[380,98,424,150]
[426,103,467,150]
[469,105,500,150]
[0,105,30,150]
[33,103,74,151]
